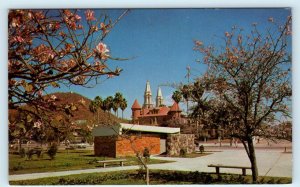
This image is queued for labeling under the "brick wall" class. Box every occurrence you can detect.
[166,134,195,156]
[116,135,160,157]
[94,135,161,157]
[94,136,117,157]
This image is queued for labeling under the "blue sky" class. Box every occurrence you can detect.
[47,8,291,119]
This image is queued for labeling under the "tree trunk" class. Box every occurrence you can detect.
[122,110,124,119]
[146,167,149,185]
[247,138,259,183]
[18,138,22,151]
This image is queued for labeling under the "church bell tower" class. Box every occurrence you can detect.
[143,81,154,109]
[156,87,164,107]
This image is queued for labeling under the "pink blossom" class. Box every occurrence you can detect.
[55,23,60,30]
[95,61,106,71]
[33,121,42,129]
[85,10,95,21]
[75,14,81,21]
[15,36,25,43]
[37,90,43,97]
[268,17,274,22]
[100,22,109,34]
[50,95,57,100]
[286,25,292,35]
[225,32,231,38]
[95,42,109,54]
[107,74,115,78]
[11,18,20,27]
[195,40,203,46]
[237,35,242,45]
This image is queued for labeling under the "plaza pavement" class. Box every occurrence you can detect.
[9,145,292,181]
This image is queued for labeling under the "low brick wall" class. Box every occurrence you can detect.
[116,135,160,157]
[166,134,195,156]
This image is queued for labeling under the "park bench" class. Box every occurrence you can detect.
[208,164,251,176]
[97,159,127,168]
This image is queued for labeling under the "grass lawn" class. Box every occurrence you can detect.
[9,149,173,175]
[10,170,292,185]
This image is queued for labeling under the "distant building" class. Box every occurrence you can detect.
[132,81,185,126]
[93,81,195,157]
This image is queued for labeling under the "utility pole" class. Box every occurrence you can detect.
[185,66,191,115]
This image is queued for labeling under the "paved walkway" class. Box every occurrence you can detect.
[9,148,292,181]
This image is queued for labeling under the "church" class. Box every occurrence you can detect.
[131,81,185,126]
[92,80,195,157]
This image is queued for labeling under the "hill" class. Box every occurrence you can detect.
[9,92,126,125]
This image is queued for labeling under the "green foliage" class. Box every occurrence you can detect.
[179,148,187,157]
[56,173,130,185]
[172,90,182,103]
[9,150,172,175]
[10,170,292,185]
[199,145,204,153]
[12,162,24,171]
[27,148,42,160]
[143,147,150,159]
[19,148,26,158]
[47,143,58,160]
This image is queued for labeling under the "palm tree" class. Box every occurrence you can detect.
[104,96,114,116]
[172,90,182,103]
[113,92,123,117]
[89,100,98,122]
[94,96,102,107]
[112,102,118,116]
[120,98,127,119]
[93,96,102,124]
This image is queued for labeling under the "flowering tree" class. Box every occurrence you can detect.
[9,9,129,109]
[8,9,129,143]
[191,16,292,183]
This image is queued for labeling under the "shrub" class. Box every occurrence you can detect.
[12,162,24,171]
[199,145,204,153]
[88,158,98,164]
[47,143,58,160]
[27,148,42,160]
[179,148,187,157]
[143,147,150,161]
[19,148,26,158]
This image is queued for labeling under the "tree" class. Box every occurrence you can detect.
[120,97,128,119]
[103,96,114,119]
[113,92,123,117]
[8,9,129,140]
[95,96,103,124]
[89,96,102,124]
[191,16,292,183]
[172,90,182,103]
[112,102,119,116]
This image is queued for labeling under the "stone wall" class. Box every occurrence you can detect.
[166,134,195,156]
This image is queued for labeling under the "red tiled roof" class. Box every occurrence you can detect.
[169,102,182,112]
[158,106,170,115]
[131,99,141,109]
[138,114,167,117]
